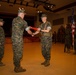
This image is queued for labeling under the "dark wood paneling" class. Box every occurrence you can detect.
[53,18,64,25]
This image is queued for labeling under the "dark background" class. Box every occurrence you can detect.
[0,13,35,37]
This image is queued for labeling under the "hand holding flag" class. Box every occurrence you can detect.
[30,26,41,31]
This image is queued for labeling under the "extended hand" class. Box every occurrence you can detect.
[31,33,35,37]
[37,28,41,31]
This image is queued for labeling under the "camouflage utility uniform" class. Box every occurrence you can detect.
[0,26,5,62]
[12,16,28,67]
[64,25,71,53]
[39,21,52,61]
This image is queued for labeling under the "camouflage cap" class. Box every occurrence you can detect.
[0,19,4,22]
[18,8,25,13]
[41,14,47,18]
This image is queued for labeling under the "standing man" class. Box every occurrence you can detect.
[0,19,5,66]
[64,24,71,53]
[33,14,52,67]
[12,8,33,73]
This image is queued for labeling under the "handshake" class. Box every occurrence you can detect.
[31,33,36,37]
[29,26,41,37]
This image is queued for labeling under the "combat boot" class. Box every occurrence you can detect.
[14,66,26,73]
[41,60,47,65]
[67,49,70,53]
[64,48,66,52]
[0,61,5,66]
[44,60,50,67]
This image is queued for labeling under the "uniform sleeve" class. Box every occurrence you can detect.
[47,22,52,30]
[47,26,51,30]
[25,26,30,31]
[12,18,15,25]
[23,21,30,31]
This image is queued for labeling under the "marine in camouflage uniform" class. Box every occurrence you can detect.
[33,14,52,67]
[74,29,76,54]
[12,8,33,73]
[64,24,71,53]
[0,19,5,66]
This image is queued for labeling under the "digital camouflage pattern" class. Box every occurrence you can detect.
[39,21,52,60]
[0,26,5,61]
[12,16,28,67]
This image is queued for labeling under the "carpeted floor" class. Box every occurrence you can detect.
[0,41,76,75]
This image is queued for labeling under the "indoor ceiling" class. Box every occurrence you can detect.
[0,0,76,15]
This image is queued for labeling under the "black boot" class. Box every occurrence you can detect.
[64,48,66,52]
[41,60,47,65]
[14,66,26,73]
[0,61,5,66]
[44,60,50,67]
[67,49,70,53]
[64,47,66,52]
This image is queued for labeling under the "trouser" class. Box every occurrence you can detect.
[53,37,56,43]
[64,42,70,52]
[64,44,70,50]
[0,42,4,62]
[12,40,23,67]
[41,36,52,60]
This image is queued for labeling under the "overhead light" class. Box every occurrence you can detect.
[43,4,55,12]
[48,5,50,7]
[37,11,40,13]
[37,10,42,13]
[51,5,53,8]
[40,11,42,13]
